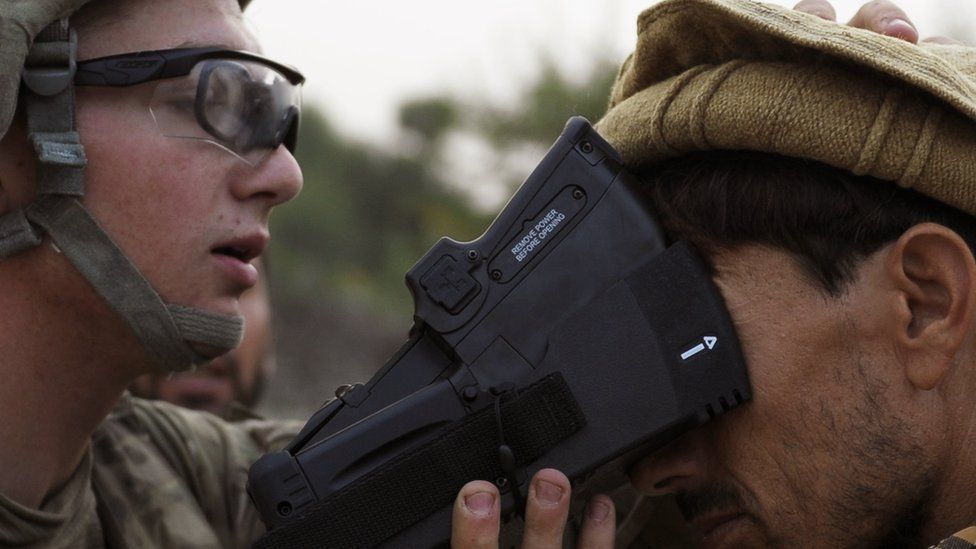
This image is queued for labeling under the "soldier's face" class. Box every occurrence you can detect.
[630,245,942,548]
[71,0,301,357]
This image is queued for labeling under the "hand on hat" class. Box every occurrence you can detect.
[794,0,963,45]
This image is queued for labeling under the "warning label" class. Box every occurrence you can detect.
[510,208,567,263]
[489,185,585,283]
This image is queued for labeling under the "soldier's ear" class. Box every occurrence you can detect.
[884,223,976,390]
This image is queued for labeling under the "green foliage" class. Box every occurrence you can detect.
[474,58,619,148]
[270,106,489,318]
[399,97,460,146]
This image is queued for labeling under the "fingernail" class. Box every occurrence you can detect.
[885,18,916,37]
[534,479,564,506]
[464,491,494,517]
[586,500,611,523]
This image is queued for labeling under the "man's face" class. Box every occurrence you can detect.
[71,0,302,336]
[630,245,941,548]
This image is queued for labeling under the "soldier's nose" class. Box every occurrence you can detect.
[629,431,708,496]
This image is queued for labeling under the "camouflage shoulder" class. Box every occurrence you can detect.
[120,395,302,466]
[932,527,976,548]
[221,400,305,450]
[91,394,305,547]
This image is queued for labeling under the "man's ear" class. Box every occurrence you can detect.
[884,223,976,390]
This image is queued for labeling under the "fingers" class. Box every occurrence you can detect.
[521,469,572,549]
[577,495,616,549]
[848,0,919,43]
[922,36,965,46]
[452,481,500,549]
[793,0,837,21]
[453,471,615,549]
[798,1,960,47]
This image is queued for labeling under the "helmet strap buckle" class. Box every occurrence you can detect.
[21,19,77,97]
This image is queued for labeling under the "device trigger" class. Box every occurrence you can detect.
[498,444,516,473]
[494,393,526,520]
[496,443,525,520]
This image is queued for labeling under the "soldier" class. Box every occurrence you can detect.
[0,0,303,546]
[450,0,976,548]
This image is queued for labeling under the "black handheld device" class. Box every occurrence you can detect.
[248,117,751,548]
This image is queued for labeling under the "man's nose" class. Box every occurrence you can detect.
[231,146,304,207]
[629,430,709,496]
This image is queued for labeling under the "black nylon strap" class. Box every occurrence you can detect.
[255,373,586,549]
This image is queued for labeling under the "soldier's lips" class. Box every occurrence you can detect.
[212,253,259,288]
[210,233,267,289]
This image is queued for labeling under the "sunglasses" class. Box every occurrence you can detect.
[76,47,305,165]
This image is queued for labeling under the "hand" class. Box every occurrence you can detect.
[450,468,615,548]
[793,0,963,45]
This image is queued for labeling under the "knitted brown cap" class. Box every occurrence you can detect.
[596,0,976,216]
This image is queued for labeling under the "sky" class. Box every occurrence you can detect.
[245,0,971,146]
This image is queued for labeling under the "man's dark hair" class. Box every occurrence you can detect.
[638,152,976,295]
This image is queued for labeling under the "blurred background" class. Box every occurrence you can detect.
[243,0,974,420]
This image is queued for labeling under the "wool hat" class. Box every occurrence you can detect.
[0,0,252,141]
[595,0,976,216]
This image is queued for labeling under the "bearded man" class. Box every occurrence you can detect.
[450,1,976,548]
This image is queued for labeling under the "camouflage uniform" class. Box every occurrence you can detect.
[0,394,301,548]
[935,528,976,549]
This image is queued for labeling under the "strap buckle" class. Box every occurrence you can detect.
[32,132,86,168]
[0,210,43,259]
[22,20,77,97]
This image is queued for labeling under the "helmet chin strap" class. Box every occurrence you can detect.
[0,18,243,372]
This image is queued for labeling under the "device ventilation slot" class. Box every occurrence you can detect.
[278,472,315,517]
[705,390,747,420]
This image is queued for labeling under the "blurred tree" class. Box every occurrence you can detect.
[443,56,621,202]
[400,97,460,149]
[475,57,619,149]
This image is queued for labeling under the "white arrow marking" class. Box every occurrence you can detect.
[680,343,706,360]
[681,336,719,361]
